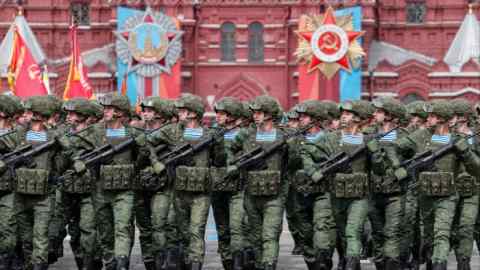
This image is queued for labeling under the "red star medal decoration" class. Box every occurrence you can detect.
[295,7,366,79]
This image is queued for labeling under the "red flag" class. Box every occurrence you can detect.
[120,73,128,96]
[8,29,48,98]
[63,25,93,100]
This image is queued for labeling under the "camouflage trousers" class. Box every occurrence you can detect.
[175,191,211,263]
[63,193,101,262]
[285,187,308,252]
[211,190,247,262]
[94,189,134,261]
[48,188,66,262]
[16,193,53,264]
[135,190,155,265]
[399,187,422,263]
[368,193,404,262]
[451,194,479,260]
[151,188,179,255]
[244,187,287,266]
[0,192,16,254]
[332,197,369,257]
[420,194,458,263]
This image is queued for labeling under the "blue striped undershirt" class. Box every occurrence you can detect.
[184,128,203,140]
[0,128,10,136]
[224,130,239,141]
[256,129,277,142]
[379,130,398,142]
[26,130,47,142]
[341,133,364,145]
[305,131,324,143]
[106,128,127,138]
[431,134,451,144]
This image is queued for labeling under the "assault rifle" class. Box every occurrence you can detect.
[0,129,16,139]
[311,126,400,184]
[3,139,58,170]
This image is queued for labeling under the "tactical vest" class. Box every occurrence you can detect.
[210,130,242,192]
[332,132,369,199]
[99,126,136,191]
[63,132,97,194]
[418,138,457,197]
[455,136,479,197]
[292,137,328,195]
[243,128,285,196]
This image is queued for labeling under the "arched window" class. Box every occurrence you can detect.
[402,93,425,104]
[71,1,90,26]
[406,0,426,24]
[221,22,236,62]
[248,22,264,62]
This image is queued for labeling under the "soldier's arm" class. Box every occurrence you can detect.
[225,128,247,165]
[146,127,174,164]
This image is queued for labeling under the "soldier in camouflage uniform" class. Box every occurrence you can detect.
[290,100,335,270]
[366,98,408,270]
[310,100,373,270]
[1,96,67,269]
[146,94,214,270]
[395,100,480,270]
[59,98,104,270]
[226,95,290,270]
[75,95,144,270]
[0,95,21,269]
[449,99,479,270]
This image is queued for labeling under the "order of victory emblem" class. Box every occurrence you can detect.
[295,7,366,79]
[114,7,183,77]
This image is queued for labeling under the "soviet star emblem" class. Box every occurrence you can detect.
[114,7,183,77]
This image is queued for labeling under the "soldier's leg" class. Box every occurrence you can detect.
[112,191,134,259]
[431,195,457,264]
[400,187,418,267]
[63,194,84,268]
[32,195,53,266]
[286,187,304,255]
[419,196,434,269]
[174,191,192,266]
[453,195,479,268]
[383,195,404,267]
[332,198,348,270]
[0,192,16,266]
[229,191,247,269]
[312,192,334,269]
[94,190,115,266]
[368,196,386,268]
[260,195,285,268]
[211,192,232,265]
[151,190,172,268]
[243,194,263,268]
[345,199,368,257]
[186,194,210,265]
[15,195,32,269]
[79,195,100,268]
[166,200,179,248]
[135,191,154,269]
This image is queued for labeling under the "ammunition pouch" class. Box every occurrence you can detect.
[100,164,135,191]
[246,170,281,196]
[333,173,368,199]
[15,168,50,195]
[293,170,326,194]
[371,170,402,195]
[0,170,13,192]
[63,170,93,194]
[175,166,210,192]
[210,167,240,192]
[419,172,455,197]
[139,167,168,191]
[455,172,478,197]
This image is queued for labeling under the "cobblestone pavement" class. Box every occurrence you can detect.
[50,211,479,270]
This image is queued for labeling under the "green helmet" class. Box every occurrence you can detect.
[175,93,205,118]
[240,101,252,120]
[46,95,62,114]
[27,96,58,118]
[89,100,104,119]
[295,100,329,120]
[451,98,473,117]
[0,95,16,117]
[372,97,406,119]
[340,100,372,120]
[4,95,23,115]
[63,98,92,116]
[249,95,281,119]
[424,100,453,120]
[406,101,428,119]
[142,97,177,119]
[286,106,299,119]
[214,97,242,118]
[140,96,161,110]
[99,94,131,113]
[323,101,341,120]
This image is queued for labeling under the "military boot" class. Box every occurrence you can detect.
[345,256,360,270]
[155,251,166,270]
[336,257,346,270]
[457,258,471,270]
[0,253,12,270]
[305,259,318,270]
[92,259,103,270]
[242,247,256,270]
[115,256,129,270]
[222,259,232,270]
[373,258,385,270]
[426,260,432,270]
[190,262,202,270]
[291,244,304,255]
[431,262,446,270]
[385,258,400,270]
[33,263,49,270]
[145,261,155,270]
[165,248,179,270]
[75,256,84,269]
[232,251,243,270]
[318,250,333,270]
[105,259,117,270]
[263,262,276,270]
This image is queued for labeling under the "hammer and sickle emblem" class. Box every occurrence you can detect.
[319,32,340,51]
[28,64,42,81]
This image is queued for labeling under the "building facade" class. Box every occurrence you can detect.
[0,0,479,110]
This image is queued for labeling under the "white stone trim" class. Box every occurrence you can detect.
[428,72,480,78]
[264,58,276,62]
[237,59,248,63]
[87,72,112,78]
[429,87,480,97]
[362,92,398,97]
[362,71,399,78]
[207,58,221,63]
[208,44,220,48]
[200,24,221,29]
[181,71,192,78]
[1,72,58,78]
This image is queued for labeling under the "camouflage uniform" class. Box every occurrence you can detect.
[147,94,213,270]
[395,100,480,269]
[227,96,289,270]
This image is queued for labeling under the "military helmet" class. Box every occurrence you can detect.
[46,95,62,114]
[249,95,282,119]
[175,93,205,118]
[372,97,406,119]
[145,98,177,119]
[286,106,299,119]
[423,100,453,120]
[240,101,252,120]
[4,95,23,115]
[406,101,428,119]
[340,100,372,120]
[214,97,242,118]
[140,96,161,110]
[89,100,104,119]
[27,96,58,117]
[295,100,329,120]
[451,98,473,117]
[63,98,92,116]
[323,101,341,120]
[99,94,131,113]
[0,95,15,117]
